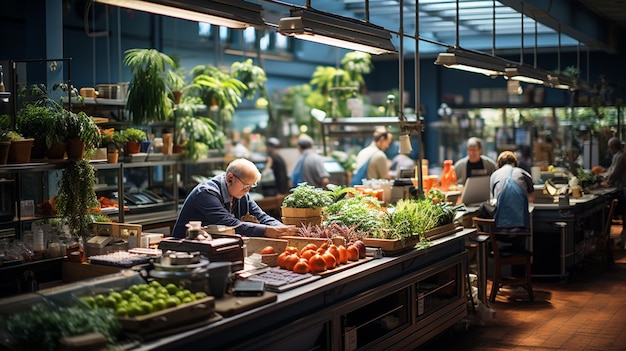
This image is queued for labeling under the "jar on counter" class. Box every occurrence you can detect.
[440,160,457,192]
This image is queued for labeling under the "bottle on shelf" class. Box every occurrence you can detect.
[439,160,457,192]
[0,64,5,92]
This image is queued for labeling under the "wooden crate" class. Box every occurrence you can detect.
[363,224,462,255]
[281,216,322,227]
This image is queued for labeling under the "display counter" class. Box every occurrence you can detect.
[131,228,471,350]
[530,187,616,278]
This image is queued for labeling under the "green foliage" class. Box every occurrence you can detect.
[63,110,101,149]
[56,159,99,238]
[0,303,121,350]
[325,196,384,234]
[282,183,334,208]
[378,198,457,239]
[124,48,175,124]
[0,130,21,141]
[0,114,10,130]
[122,127,147,142]
[331,150,357,172]
[186,64,248,130]
[15,104,57,141]
[176,113,225,162]
[230,58,267,100]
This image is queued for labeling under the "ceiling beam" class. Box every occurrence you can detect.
[498,0,618,53]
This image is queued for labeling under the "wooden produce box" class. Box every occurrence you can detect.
[281,207,322,217]
[363,224,462,255]
[118,296,217,335]
[281,216,322,227]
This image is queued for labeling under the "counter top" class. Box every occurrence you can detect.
[134,228,474,350]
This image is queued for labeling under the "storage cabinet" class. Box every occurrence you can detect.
[211,232,470,351]
[0,159,184,239]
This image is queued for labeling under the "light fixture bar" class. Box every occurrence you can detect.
[435,48,506,77]
[278,7,396,55]
[546,74,573,90]
[505,65,546,85]
[94,0,265,29]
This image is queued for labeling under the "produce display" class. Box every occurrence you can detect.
[0,304,121,351]
[78,280,208,318]
[282,184,458,248]
[261,238,367,275]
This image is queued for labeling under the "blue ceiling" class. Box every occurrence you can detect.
[258,0,621,56]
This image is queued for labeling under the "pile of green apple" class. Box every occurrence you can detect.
[78,280,208,317]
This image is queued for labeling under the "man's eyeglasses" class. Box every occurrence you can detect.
[233,174,257,190]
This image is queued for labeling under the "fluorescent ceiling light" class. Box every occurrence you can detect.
[278,7,396,55]
[546,74,573,90]
[505,66,546,85]
[94,0,265,29]
[434,49,506,77]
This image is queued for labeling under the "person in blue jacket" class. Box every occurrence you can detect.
[172,158,296,238]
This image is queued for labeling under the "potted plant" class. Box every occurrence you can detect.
[282,183,334,217]
[166,54,186,104]
[56,158,100,241]
[187,64,247,131]
[100,128,126,163]
[64,110,101,159]
[15,103,57,159]
[175,98,225,161]
[0,130,19,164]
[122,127,147,155]
[124,48,176,124]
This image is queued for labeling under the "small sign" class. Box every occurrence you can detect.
[20,200,34,217]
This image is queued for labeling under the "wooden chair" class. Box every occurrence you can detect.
[598,198,619,268]
[473,217,533,303]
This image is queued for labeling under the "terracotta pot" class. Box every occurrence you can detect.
[65,139,85,159]
[0,141,10,164]
[107,150,119,163]
[173,144,184,154]
[172,90,182,104]
[8,139,34,164]
[46,142,67,160]
[125,141,141,155]
[31,139,46,159]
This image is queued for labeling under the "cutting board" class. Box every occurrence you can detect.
[214,292,277,317]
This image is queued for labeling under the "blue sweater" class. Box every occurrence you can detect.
[172,173,282,238]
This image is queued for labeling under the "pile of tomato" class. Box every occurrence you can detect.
[262,240,367,274]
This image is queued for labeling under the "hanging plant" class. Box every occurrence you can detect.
[56,159,99,239]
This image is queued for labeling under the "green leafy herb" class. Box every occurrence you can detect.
[282,183,333,208]
[0,303,121,350]
[325,196,384,234]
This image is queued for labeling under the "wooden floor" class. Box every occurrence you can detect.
[419,230,626,351]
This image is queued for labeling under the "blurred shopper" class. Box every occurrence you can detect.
[351,127,393,185]
[291,134,329,189]
[490,151,534,280]
[263,137,289,195]
[599,137,626,245]
[454,137,497,185]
